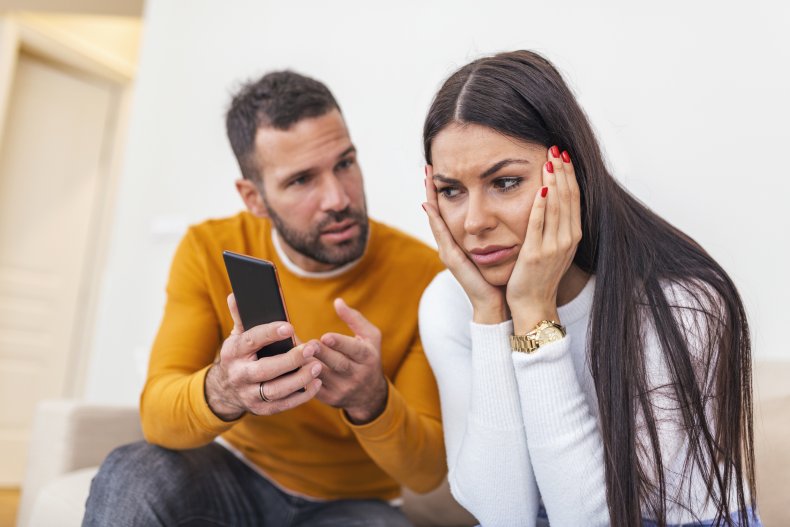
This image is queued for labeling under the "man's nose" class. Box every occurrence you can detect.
[320,173,352,212]
[464,192,496,235]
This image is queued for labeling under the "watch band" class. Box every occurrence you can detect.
[509,334,541,353]
[510,320,566,353]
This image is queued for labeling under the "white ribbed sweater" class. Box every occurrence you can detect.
[419,270,741,527]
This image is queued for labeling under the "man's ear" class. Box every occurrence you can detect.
[235,178,269,218]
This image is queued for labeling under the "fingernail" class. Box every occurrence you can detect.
[303,344,316,358]
[421,203,428,212]
[546,161,554,174]
[311,364,322,376]
[550,145,560,158]
[323,335,335,347]
[541,186,548,198]
[561,150,571,163]
[424,165,428,177]
[277,325,291,337]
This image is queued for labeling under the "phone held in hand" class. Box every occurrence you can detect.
[222,251,295,359]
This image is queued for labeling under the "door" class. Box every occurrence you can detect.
[0,51,119,485]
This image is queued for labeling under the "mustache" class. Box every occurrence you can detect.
[316,207,366,230]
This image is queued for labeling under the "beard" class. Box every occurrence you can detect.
[264,199,369,267]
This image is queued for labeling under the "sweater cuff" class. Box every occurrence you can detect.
[512,336,590,441]
[512,334,571,366]
[468,320,524,429]
[190,364,241,434]
[340,378,405,442]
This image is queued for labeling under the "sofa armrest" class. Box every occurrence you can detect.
[17,399,142,527]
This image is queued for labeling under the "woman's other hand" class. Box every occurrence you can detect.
[506,147,582,333]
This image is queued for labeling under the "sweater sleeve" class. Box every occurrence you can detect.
[512,338,610,526]
[140,228,237,447]
[340,333,447,494]
[419,271,540,526]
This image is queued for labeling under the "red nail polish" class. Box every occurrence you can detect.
[550,145,560,158]
[561,150,570,163]
[541,187,548,198]
[546,161,554,173]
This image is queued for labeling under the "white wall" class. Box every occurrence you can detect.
[84,0,790,404]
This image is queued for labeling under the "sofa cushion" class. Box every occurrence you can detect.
[754,394,790,526]
[27,467,97,527]
[402,477,477,527]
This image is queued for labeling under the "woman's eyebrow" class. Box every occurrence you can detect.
[431,174,458,184]
[479,159,530,179]
[431,158,530,183]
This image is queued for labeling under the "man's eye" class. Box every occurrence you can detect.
[493,177,522,192]
[289,175,311,187]
[336,158,354,171]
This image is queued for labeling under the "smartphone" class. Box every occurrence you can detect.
[222,251,295,359]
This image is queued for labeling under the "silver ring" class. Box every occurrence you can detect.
[259,381,271,403]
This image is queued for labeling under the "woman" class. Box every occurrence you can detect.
[419,50,758,526]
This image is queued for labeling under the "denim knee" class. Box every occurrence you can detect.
[84,440,198,526]
[102,440,210,492]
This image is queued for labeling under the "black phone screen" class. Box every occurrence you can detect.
[222,251,295,359]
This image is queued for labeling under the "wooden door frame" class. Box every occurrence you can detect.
[0,14,135,397]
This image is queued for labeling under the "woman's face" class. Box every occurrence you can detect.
[430,123,547,287]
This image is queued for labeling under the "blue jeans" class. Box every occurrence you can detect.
[83,441,413,527]
[642,507,763,527]
[483,505,762,527]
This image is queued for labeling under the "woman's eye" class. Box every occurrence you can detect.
[493,177,522,192]
[437,186,461,199]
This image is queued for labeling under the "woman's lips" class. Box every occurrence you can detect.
[468,245,518,266]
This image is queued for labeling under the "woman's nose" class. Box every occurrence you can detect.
[463,193,496,235]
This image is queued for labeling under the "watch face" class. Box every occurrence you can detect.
[539,326,564,342]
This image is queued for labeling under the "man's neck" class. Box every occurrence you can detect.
[271,229,362,279]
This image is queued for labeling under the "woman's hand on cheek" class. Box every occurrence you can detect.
[506,147,582,333]
[422,165,507,324]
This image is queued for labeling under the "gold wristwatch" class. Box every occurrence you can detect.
[510,320,566,353]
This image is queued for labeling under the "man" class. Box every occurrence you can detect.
[84,71,446,526]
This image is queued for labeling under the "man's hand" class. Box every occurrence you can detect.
[205,294,323,421]
[314,298,389,424]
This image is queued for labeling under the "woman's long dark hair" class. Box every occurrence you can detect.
[423,50,755,526]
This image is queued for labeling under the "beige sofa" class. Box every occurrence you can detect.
[17,362,789,526]
[15,401,476,527]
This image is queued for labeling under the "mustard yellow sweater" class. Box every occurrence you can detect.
[140,212,446,500]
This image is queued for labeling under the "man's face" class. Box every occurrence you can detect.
[253,110,368,272]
